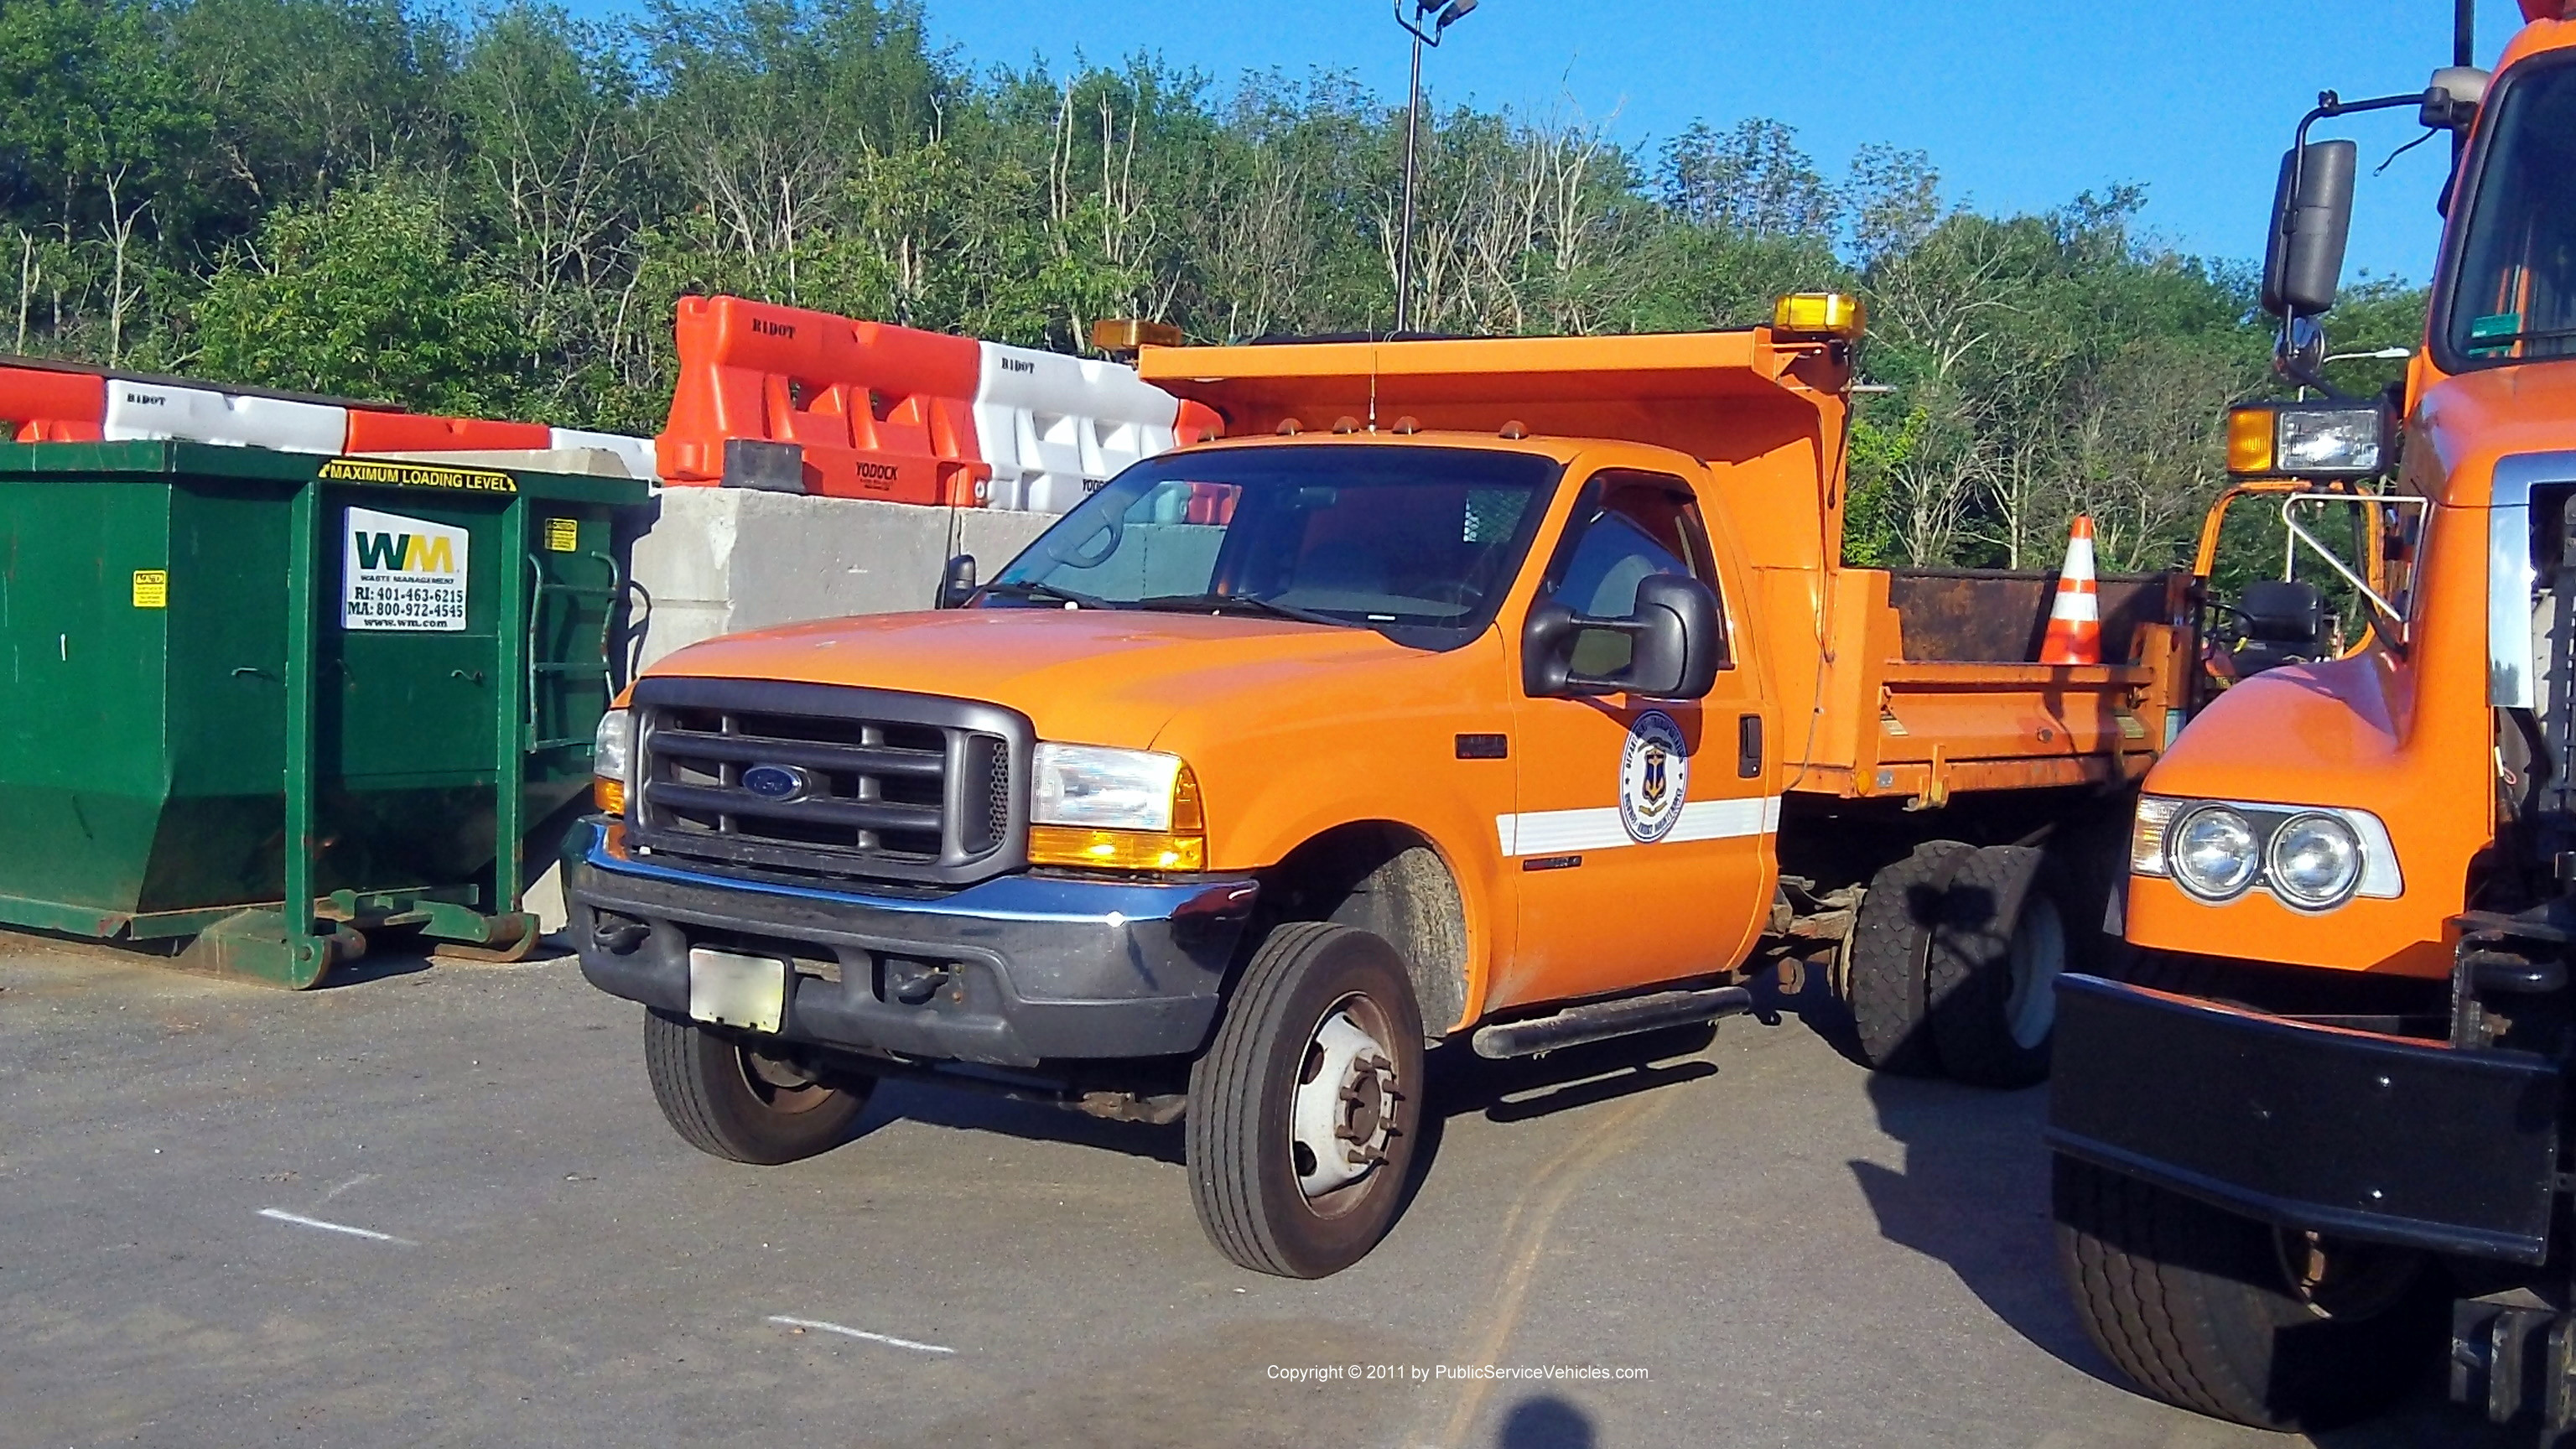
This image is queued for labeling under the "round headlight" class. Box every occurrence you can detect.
[2170,806,2259,901]
[2266,812,2363,909]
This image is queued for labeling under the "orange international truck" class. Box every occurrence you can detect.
[563,301,2189,1277]
[2044,3,2576,1437]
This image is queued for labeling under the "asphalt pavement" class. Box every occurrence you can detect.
[0,934,2514,1448]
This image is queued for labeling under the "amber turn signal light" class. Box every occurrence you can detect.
[1028,825,1207,871]
[2226,407,2277,475]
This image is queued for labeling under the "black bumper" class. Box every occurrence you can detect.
[562,822,1259,1068]
[2047,974,2563,1263]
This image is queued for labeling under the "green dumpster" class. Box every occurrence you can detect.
[0,440,649,986]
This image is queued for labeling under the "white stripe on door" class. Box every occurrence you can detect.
[1495,797,1782,857]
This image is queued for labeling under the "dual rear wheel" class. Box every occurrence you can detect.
[1848,840,2079,1088]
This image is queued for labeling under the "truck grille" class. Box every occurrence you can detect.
[626,677,1031,888]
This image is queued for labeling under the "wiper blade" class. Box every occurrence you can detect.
[1134,594,1352,627]
[2468,325,2576,347]
[980,579,1109,609]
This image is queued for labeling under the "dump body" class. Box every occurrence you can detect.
[0,440,647,983]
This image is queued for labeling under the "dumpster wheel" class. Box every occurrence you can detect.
[431,916,541,963]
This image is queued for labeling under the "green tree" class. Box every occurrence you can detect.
[195,174,531,414]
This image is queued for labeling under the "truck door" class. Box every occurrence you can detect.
[1497,469,1772,1011]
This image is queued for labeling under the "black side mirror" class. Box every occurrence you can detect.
[2262,139,2356,319]
[934,553,978,610]
[2238,579,2325,647]
[1521,574,1727,700]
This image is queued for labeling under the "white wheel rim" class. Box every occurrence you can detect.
[2003,893,2066,1051]
[1290,999,1400,1202]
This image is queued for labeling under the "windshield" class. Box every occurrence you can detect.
[986,444,1563,649]
[2443,56,2576,367]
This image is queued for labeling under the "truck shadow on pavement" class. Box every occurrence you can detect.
[1748,959,2519,1447]
[854,1026,1721,1180]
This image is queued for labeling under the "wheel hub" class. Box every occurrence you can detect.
[2275,1228,2421,1321]
[1291,1005,1402,1199]
[2003,893,2067,1051]
[737,1045,835,1114]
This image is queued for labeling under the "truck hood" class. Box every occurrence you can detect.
[2150,654,2403,806]
[2418,363,2576,505]
[643,608,1419,747]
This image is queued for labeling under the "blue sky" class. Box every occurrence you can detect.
[590,0,2539,285]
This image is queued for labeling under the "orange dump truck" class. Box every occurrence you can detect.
[2044,5,2576,1438]
[564,301,2187,1276]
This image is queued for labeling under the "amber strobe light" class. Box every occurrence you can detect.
[1771,293,1867,341]
[1092,318,1183,352]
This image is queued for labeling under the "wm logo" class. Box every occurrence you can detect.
[352,530,457,574]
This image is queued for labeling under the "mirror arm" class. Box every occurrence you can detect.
[2283,91,2441,278]
[2295,89,2434,147]
[2275,346,2351,400]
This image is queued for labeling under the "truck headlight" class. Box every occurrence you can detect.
[1028,743,1206,870]
[593,707,632,815]
[2226,402,2391,479]
[2266,813,2363,909]
[2134,794,2401,910]
[2170,805,2259,901]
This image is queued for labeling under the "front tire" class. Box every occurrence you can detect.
[2053,1155,2441,1431]
[643,1010,871,1165]
[1187,922,1426,1278]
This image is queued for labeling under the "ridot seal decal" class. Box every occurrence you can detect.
[1618,709,1690,844]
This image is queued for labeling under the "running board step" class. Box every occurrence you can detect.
[1470,985,1753,1060]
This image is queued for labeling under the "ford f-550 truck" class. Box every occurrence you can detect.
[565,302,2189,1276]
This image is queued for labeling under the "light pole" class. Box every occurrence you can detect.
[1394,0,1476,335]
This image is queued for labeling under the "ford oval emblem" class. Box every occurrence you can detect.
[740,764,810,800]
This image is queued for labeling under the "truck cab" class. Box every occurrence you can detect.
[2047,8,2576,1436]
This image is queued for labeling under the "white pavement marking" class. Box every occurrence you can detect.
[319,1173,377,1202]
[257,1208,415,1245]
[767,1315,957,1355]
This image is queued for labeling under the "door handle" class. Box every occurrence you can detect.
[1738,713,1763,779]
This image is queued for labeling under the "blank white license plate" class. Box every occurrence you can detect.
[688,948,787,1034]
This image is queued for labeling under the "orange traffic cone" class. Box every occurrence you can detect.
[2039,515,2101,665]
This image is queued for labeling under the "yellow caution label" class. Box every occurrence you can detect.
[1879,710,1909,736]
[132,569,168,609]
[543,517,579,553]
[2118,713,2148,740]
[319,457,517,494]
